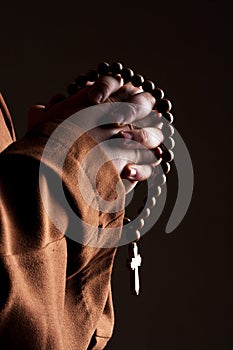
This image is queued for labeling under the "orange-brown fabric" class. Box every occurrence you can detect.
[0,95,125,349]
[0,93,16,153]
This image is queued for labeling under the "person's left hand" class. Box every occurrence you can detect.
[27,75,163,192]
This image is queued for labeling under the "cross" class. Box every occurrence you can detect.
[129,242,142,295]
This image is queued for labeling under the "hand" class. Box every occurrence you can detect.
[27,75,163,193]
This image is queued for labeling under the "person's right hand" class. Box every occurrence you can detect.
[86,76,164,193]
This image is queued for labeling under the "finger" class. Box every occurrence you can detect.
[101,138,161,169]
[110,92,155,125]
[122,163,154,181]
[110,81,142,102]
[28,88,89,129]
[127,91,155,109]
[133,110,162,129]
[88,75,123,104]
[45,87,91,121]
[118,127,163,149]
[118,145,161,165]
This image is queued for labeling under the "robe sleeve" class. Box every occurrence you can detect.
[0,93,16,152]
[0,111,125,349]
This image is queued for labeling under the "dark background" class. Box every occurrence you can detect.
[0,0,232,349]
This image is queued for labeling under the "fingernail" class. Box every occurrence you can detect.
[127,167,137,179]
[122,166,137,179]
[88,89,103,104]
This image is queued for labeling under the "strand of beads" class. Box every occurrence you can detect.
[66,62,175,243]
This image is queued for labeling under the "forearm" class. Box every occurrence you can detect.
[0,119,125,349]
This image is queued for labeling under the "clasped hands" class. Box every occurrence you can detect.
[28,74,164,193]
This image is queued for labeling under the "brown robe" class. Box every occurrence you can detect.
[0,93,125,349]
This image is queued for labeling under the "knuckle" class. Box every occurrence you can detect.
[98,78,112,94]
[127,104,137,118]
[142,92,156,107]
[134,149,141,163]
[139,128,148,144]
[140,167,149,180]
[120,103,138,123]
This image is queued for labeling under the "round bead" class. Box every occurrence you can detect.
[86,69,99,82]
[110,62,123,75]
[152,88,164,100]
[131,74,144,87]
[155,174,166,186]
[120,67,134,82]
[160,144,174,162]
[156,98,172,113]
[163,112,174,124]
[154,186,162,197]
[135,230,141,241]
[149,196,156,208]
[75,74,88,88]
[161,174,167,186]
[123,217,131,225]
[163,124,174,138]
[161,162,171,174]
[97,62,110,75]
[142,80,155,92]
[162,150,174,163]
[145,208,151,218]
[167,137,175,150]
[155,158,162,166]
[138,218,145,229]
[152,146,162,160]
[67,82,78,95]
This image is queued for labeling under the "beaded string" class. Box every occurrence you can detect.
[66,62,175,294]
[67,61,175,226]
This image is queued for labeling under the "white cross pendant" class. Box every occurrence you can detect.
[128,242,142,295]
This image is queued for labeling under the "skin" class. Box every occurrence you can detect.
[27,74,164,193]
